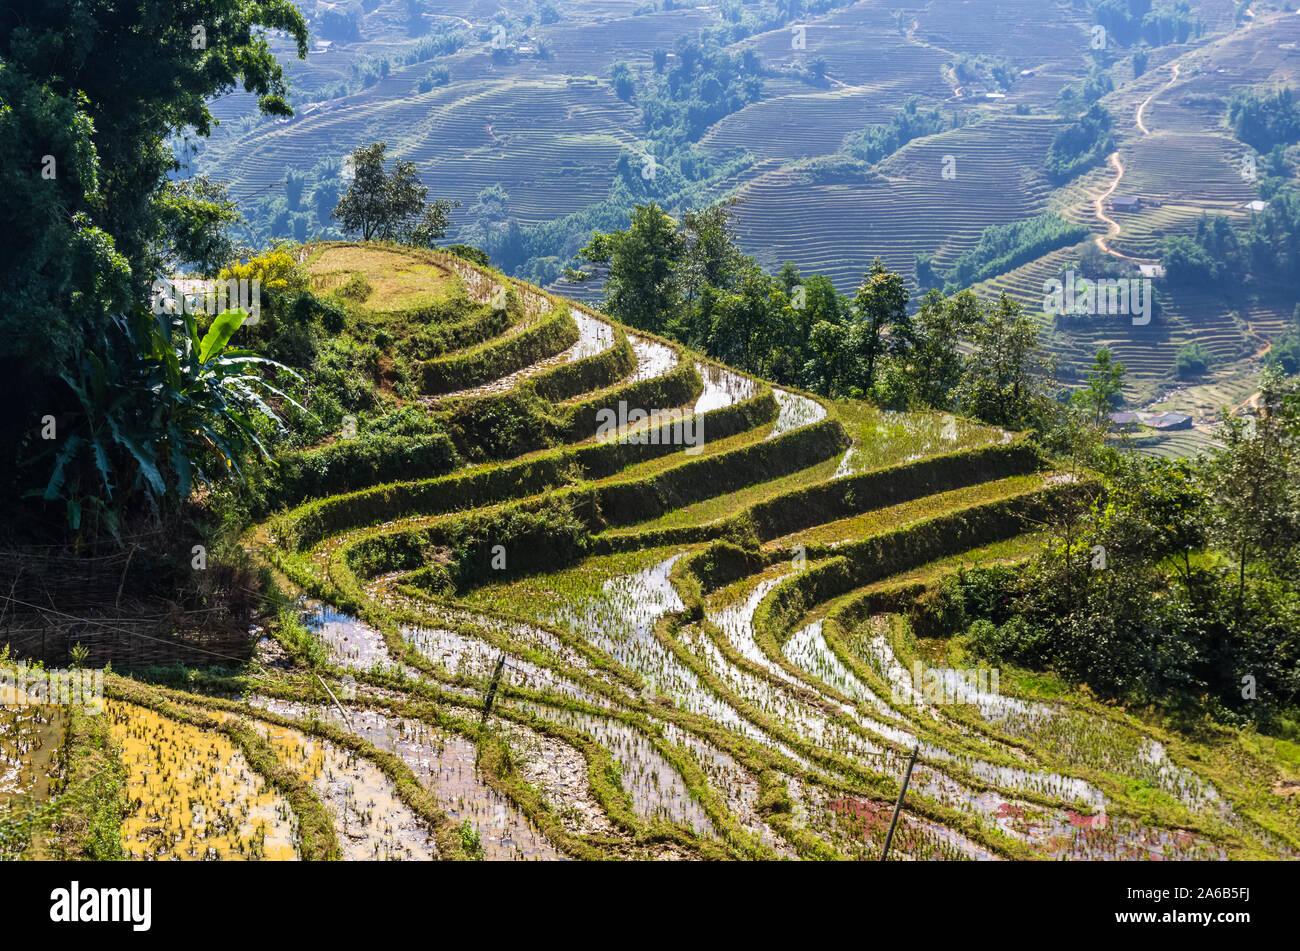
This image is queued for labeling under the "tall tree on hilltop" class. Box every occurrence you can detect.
[332,142,460,245]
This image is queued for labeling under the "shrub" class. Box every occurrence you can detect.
[337,272,373,303]
[1175,340,1212,379]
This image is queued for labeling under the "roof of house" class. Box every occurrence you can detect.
[1146,412,1192,429]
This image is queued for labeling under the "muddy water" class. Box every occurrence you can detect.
[107,699,299,860]
[704,583,1160,854]
[305,600,393,669]
[249,697,565,860]
[566,310,615,361]
[554,556,796,753]
[784,620,900,718]
[0,699,63,805]
[627,335,678,382]
[789,777,996,861]
[489,713,619,840]
[519,702,715,837]
[402,623,605,706]
[860,616,1229,818]
[232,712,439,860]
[659,720,794,857]
[0,695,65,857]
[680,622,883,760]
[835,411,1002,478]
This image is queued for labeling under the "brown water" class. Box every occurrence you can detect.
[108,699,299,861]
[249,697,566,860]
[226,711,440,861]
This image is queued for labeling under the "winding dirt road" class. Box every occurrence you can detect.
[1092,63,1182,259]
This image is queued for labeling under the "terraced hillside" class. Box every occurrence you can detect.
[188,2,1300,451]
[9,244,1295,861]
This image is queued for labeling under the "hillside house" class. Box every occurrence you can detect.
[1108,411,1140,431]
[1111,195,1142,212]
[1146,411,1193,431]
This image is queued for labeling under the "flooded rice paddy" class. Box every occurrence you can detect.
[108,700,299,860]
[249,697,564,860]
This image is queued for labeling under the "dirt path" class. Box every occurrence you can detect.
[1092,64,1182,259]
[1135,63,1179,135]
[1093,153,1137,257]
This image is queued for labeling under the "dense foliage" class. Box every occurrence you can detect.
[0,0,310,538]
[570,201,1059,428]
[1227,86,1300,153]
[1161,185,1300,290]
[1044,104,1115,183]
[1092,0,1200,47]
[842,98,948,165]
[943,214,1089,289]
[941,371,1300,732]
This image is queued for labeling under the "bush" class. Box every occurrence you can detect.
[442,389,557,460]
[945,214,1088,287]
[264,430,460,511]
[444,243,490,267]
[1044,104,1114,183]
[337,272,373,303]
[1175,340,1212,379]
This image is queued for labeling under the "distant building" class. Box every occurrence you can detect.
[1146,411,1193,431]
[1137,263,1166,278]
[1111,195,1142,211]
[1246,199,1268,212]
[1108,411,1140,431]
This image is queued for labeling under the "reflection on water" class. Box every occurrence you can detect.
[250,697,565,860]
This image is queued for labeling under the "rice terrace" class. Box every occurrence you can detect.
[2,0,1300,914]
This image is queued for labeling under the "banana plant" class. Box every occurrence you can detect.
[39,306,306,536]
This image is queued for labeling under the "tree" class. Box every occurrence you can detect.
[704,267,775,374]
[1044,103,1114,183]
[570,204,684,334]
[906,289,981,409]
[611,62,635,101]
[458,185,521,269]
[678,200,745,303]
[0,0,309,534]
[958,294,1054,428]
[852,258,911,392]
[1209,370,1299,619]
[1071,347,1126,429]
[332,142,460,245]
